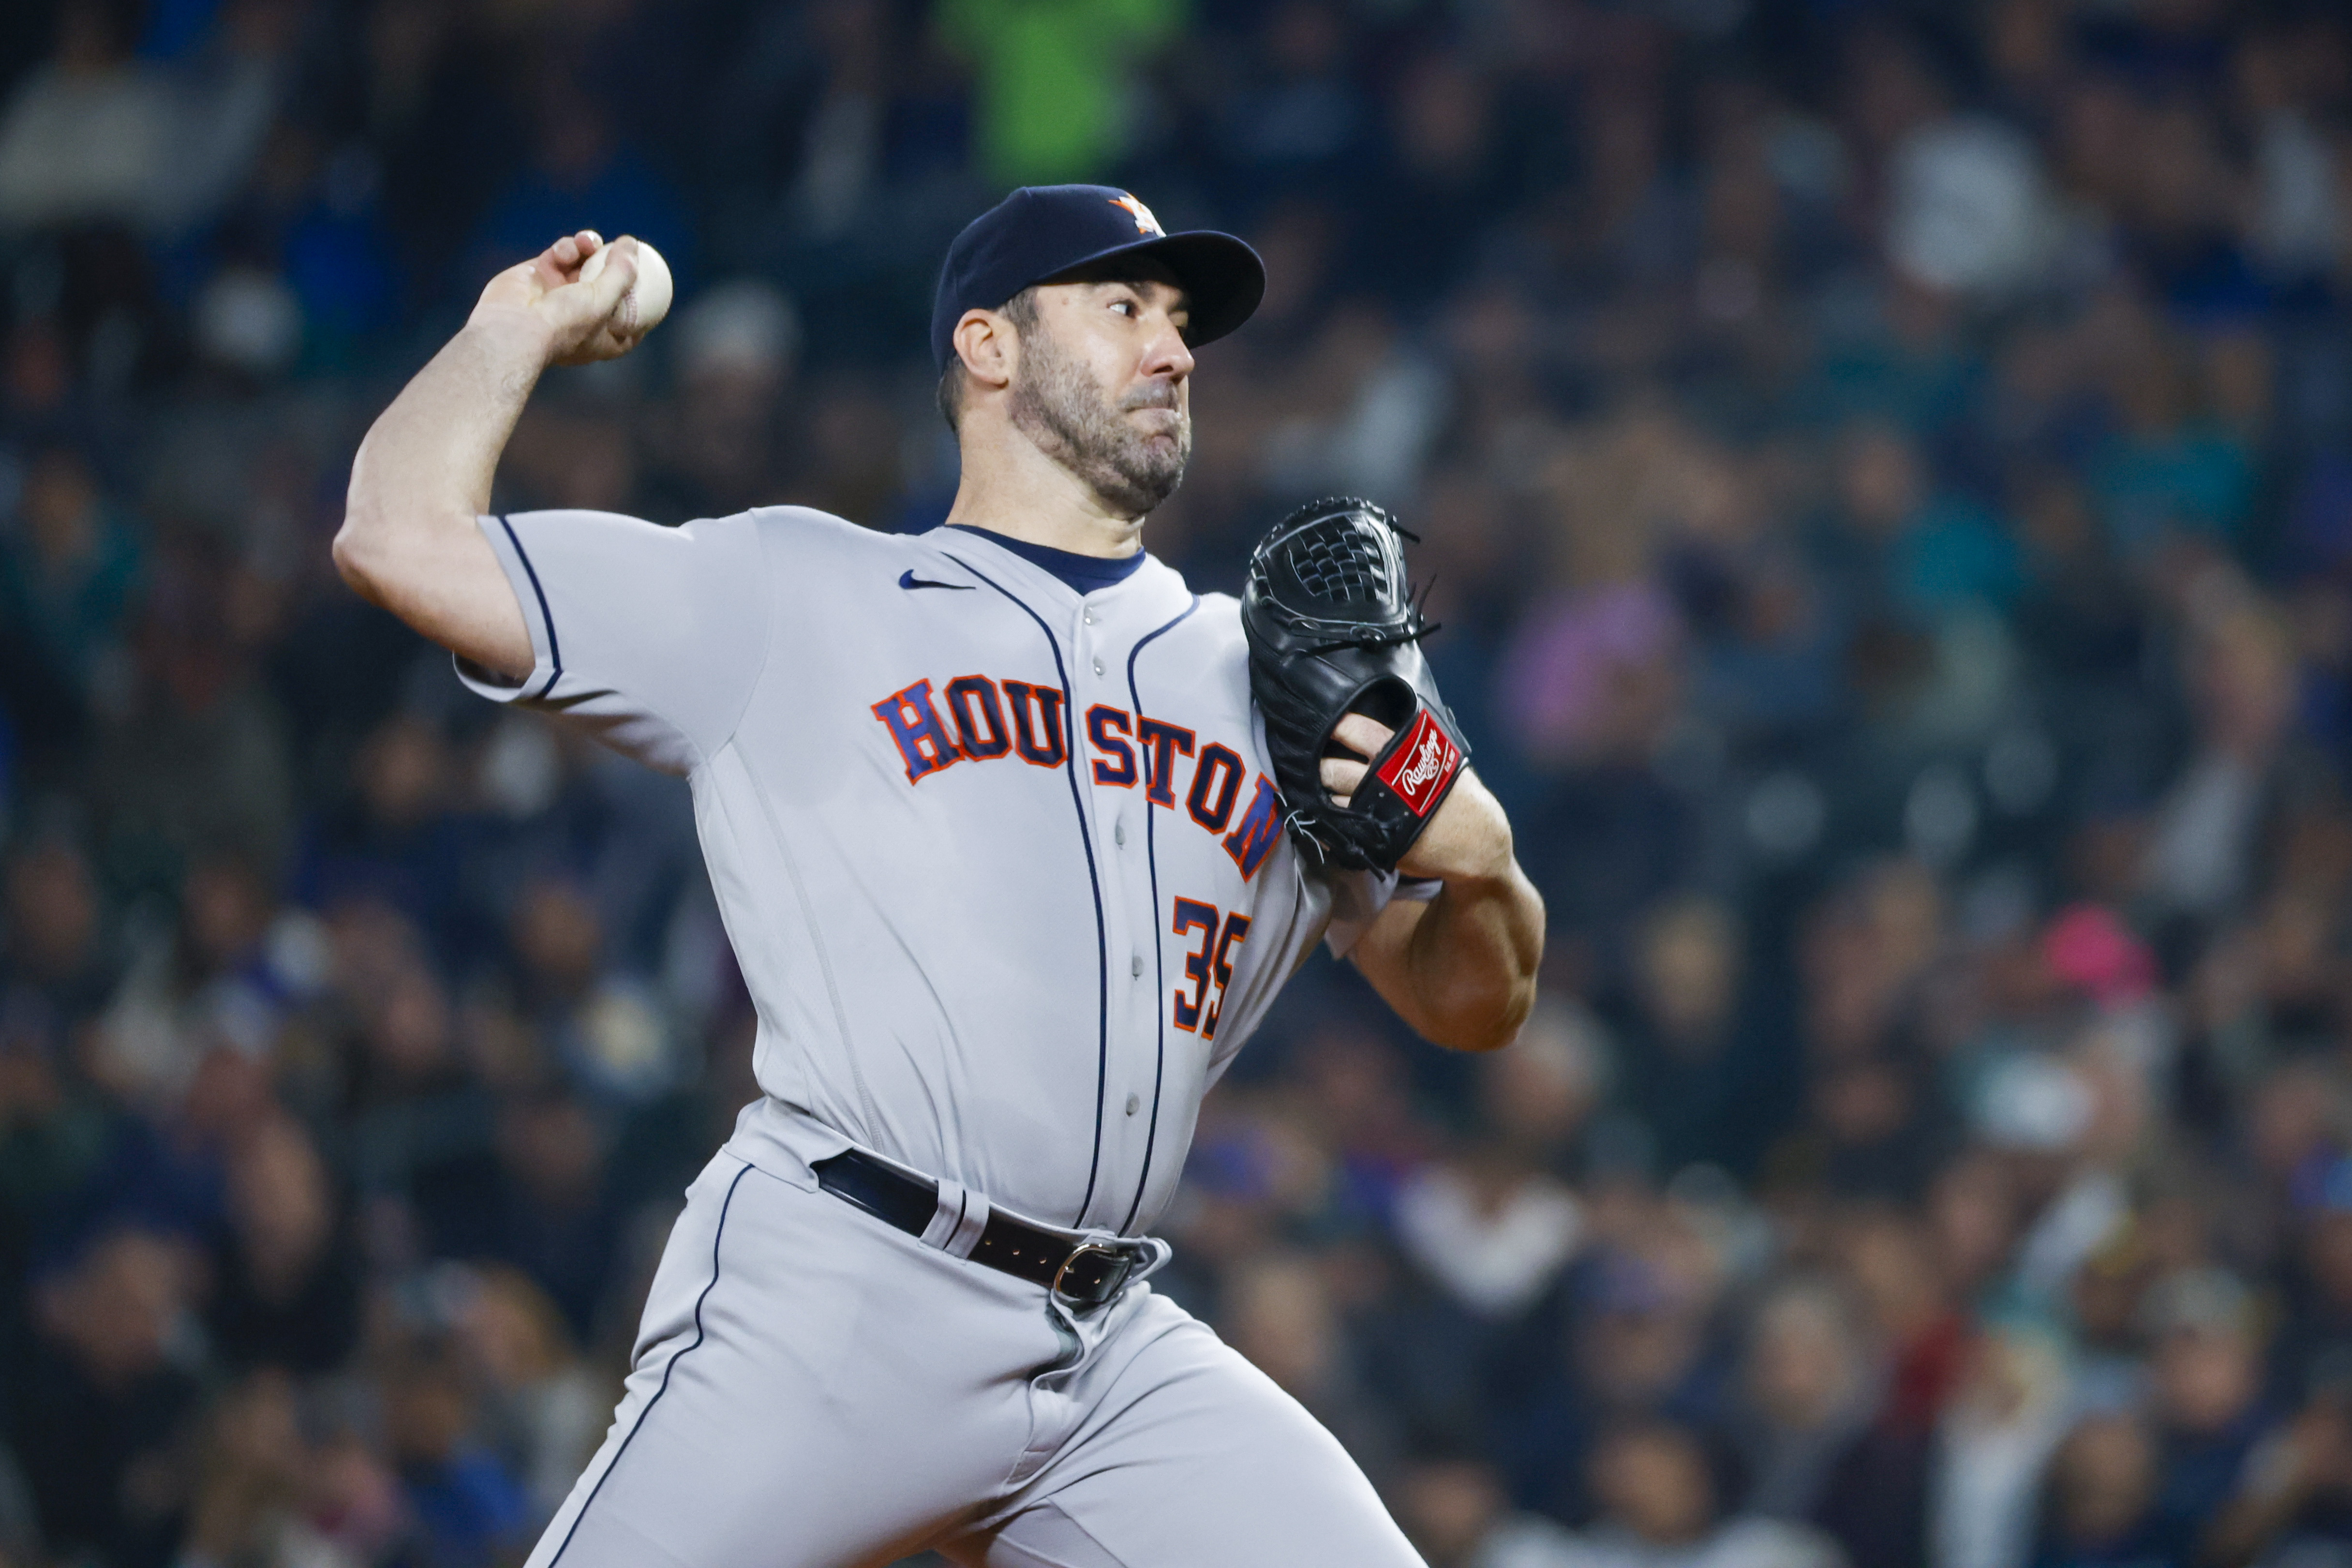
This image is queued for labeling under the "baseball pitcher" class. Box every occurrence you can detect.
[335,185,1544,1568]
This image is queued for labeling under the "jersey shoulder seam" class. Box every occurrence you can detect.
[706,513,786,762]
[746,503,887,542]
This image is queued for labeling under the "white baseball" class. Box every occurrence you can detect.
[579,236,673,338]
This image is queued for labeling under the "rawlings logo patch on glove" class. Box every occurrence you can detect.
[1239,497,1471,873]
[1377,712,1465,818]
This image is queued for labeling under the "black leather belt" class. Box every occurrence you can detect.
[811,1149,1147,1310]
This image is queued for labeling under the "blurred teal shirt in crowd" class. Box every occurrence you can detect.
[1895,497,2024,621]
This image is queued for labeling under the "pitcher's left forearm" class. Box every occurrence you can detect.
[1349,767,1545,1050]
[1401,857,1545,1049]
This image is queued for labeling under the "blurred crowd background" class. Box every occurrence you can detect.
[2,0,2352,1565]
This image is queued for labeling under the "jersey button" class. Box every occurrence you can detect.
[1084,611,1096,626]
[1092,658,1105,676]
[1125,1094,1140,1116]
[1115,822,1126,846]
[1130,954,1143,977]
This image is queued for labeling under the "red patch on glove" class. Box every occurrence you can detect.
[1375,711,1463,818]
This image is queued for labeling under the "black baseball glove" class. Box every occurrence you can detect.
[1240,496,1470,874]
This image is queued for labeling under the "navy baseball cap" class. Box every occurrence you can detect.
[930,185,1265,372]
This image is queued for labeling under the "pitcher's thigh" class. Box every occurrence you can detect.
[964,1313,1421,1568]
[528,1159,1046,1568]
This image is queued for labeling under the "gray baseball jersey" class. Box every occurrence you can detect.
[463,505,1430,1568]
[459,505,1400,1234]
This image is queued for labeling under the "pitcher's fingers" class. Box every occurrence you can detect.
[579,235,639,322]
[534,230,604,288]
[1321,756,1370,796]
[1331,713,1394,760]
[535,234,578,288]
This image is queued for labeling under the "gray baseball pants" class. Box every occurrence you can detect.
[522,1144,1425,1568]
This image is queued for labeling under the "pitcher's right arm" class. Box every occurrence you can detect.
[334,231,644,680]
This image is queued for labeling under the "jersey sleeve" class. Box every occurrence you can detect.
[455,508,771,775]
[1319,868,1440,957]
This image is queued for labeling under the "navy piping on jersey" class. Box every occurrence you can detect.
[942,553,1114,1230]
[496,516,565,701]
[1118,596,1202,1236]
[546,1161,751,1568]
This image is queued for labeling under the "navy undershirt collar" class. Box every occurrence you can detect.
[949,525,1147,596]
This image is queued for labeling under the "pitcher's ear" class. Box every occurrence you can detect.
[954,309,1015,392]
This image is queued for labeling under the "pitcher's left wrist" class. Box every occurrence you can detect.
[1396,772,1513,882]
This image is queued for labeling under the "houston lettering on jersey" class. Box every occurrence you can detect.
[872,674,1285,880]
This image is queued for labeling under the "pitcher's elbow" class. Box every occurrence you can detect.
[1430,980,1538,1053]
[1483,987,1541,1051]
[331,512,386,600]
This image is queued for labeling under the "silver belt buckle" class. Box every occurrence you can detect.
[1050,1240,1132,1306]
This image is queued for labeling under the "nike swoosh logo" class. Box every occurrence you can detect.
[899,570,973,592]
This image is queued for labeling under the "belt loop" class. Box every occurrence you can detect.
[921,1179,993,1260]
[920,1179,968,1249]
[947,1192,992,1259]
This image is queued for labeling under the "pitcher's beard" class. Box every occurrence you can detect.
[1010,331,1191,518]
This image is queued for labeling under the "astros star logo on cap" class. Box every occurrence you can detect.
[1109,193,1165,237]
